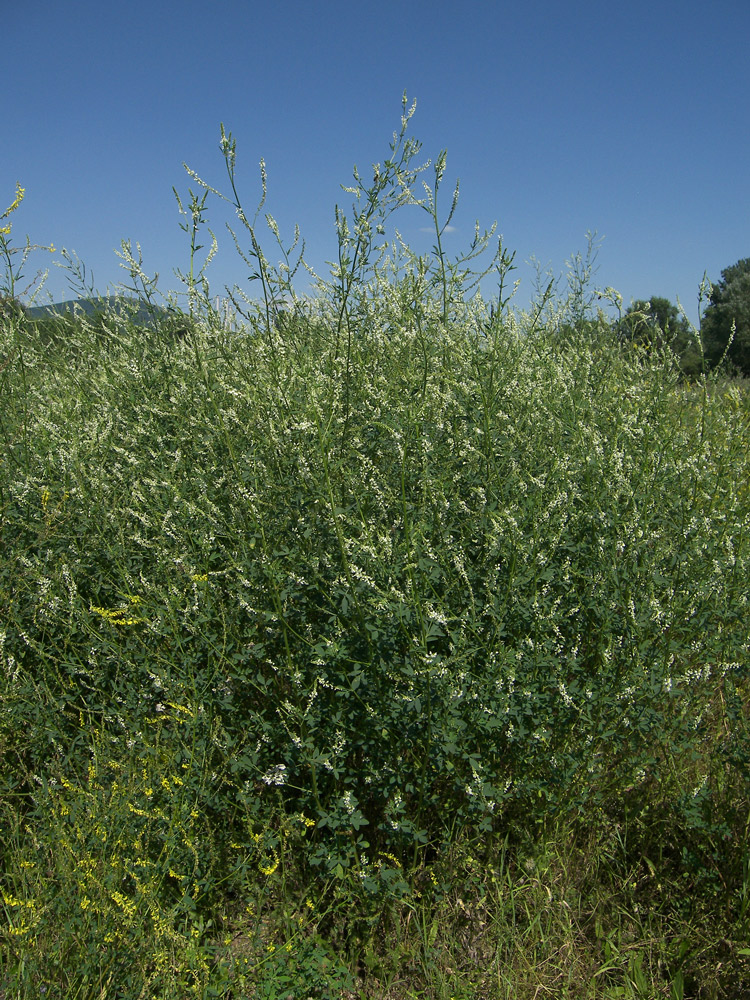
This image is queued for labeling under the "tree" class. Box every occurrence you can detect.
[616,296,700,374]
[701,258,750,376]
[617,296,690,345]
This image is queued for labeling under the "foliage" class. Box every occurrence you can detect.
[616,295,702,377]
[618,296,687,344]
[701,257,750,375]
[1,106,750,999]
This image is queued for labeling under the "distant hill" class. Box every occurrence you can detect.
[26,296,170,327]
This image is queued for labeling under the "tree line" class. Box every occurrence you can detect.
[616,257,750,378]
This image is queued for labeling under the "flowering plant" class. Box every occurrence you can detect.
[0,182,55,306]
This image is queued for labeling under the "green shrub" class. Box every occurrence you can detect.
[2,99,749,998]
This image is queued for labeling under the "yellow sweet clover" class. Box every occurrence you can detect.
[166,701,195,718]
[1,182,54,254]
[258,850,280,876]
[90,593,144,626]
[0,182,25,236]
[377,851,402,868]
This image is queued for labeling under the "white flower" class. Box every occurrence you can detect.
[262,764,288,786]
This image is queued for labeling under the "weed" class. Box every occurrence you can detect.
[1,98,749,998]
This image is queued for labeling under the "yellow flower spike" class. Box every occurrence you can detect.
[90,604,143,626]
[378,851,402,867]
[166,701,194,718]
[1,182,25,223]
[259,849,280,876]
[8,923,31,937]
[109,890,136,917]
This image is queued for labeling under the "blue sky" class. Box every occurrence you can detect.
[4,0,748,324]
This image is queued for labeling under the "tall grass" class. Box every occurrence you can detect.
[1,97,749,998]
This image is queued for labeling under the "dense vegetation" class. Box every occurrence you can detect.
[1,101,749,998]
[700,259,750,377]
[614,265,750,381]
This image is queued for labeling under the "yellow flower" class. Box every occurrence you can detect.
[1,183,25,223]
[167,701,194,717]
[90,604,143,626]
[259,850,280,876]
[8,922,31,936]
[110,890,136,917]
[378,851,401,867]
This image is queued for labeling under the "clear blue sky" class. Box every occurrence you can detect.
[4,0,748,324]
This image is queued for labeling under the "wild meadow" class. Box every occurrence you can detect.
[1,98,749,998]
